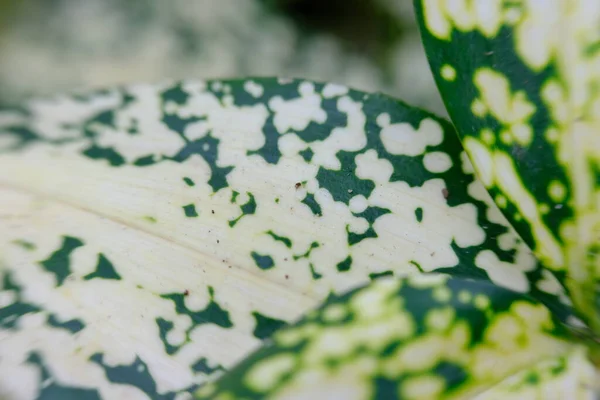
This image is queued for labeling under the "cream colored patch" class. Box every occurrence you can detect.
[548,180,567,202]
[245,354,296,392]
[422,0,451,39]
[401,374,445,399]
[379,117,444,157]
[541,80,569,125]
[474,250,530,293]
[243,80,264,98]
[311,96,367,170]
[279,133,308,158]
[269,82,327,134]
[463,137,493,186]
[0,289,16,308]
[474,294,490,310]
[514,0,562,71]
[471,99,488,117]
[440,64,456,81]
[494,153,564,269]
[423,151,453,173]
[322,83,349,98]
[460,151,475,174]
[473,69,535,147]
[349,195,368,214]
[495,195,507,209]
[354,150,394,183]
[321,304,347,322]
[398,336,445,373]
[422,0,502,40]
[425,307,455,332]
[272,364,371,400]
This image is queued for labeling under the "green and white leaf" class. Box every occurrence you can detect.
[475,346,597,400]
[0,79,567,398]
[416,0,600,331]
[195,274,578,400]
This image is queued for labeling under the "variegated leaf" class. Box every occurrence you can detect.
[475,346,596,400]
[415,0,600,331]
[195,274,576,400]
[0,79,570,398]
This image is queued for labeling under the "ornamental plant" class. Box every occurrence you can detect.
[0,1,598,399]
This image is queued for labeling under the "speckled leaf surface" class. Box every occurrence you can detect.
[475,346,596,400]
[0,79,570,398]
[415,1,600,330]
[195,274,576,400]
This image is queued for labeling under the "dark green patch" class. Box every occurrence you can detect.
[0,126,44,152]
[336,256,352,272]
[127,120,139,135]
[90,353,182,400]
[162,114,204,140]
[409,260,424,273]
[373,377,399,399]
[251,252,275,270]
[295,97,347,142]
[369,270,394,280]
[156,317,179,355]
[39,236,85,286]
[88,109,116,129]
[12,239,36,250]
[231,190,240,203]
[316,151,375,204]
[293,241,320,260]
[0,272,41,329]
[161,83,191,105]
[158,286,233,355]
[252,312,287,340]
[192,358,226,375]
[47,314,85,334]
[301,193,322,216]
[183,177,195,187]
[266,231,292,248]
[433,362,469,391]
[347,206,391,246]
[82,144,125,166]
[84,253,122,281]
[299,147,314,162]
[229,193,257,227]
[171,134,233,193]
[133,154,157,166]
[415,207,424,223]
[183,204,199,218]
[309,263,323,280]
[247,115,282,164]
[27,352,101,399]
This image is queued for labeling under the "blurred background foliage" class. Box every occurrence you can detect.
[0,0,444,114]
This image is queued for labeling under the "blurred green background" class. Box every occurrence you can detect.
[0,0,444,114]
